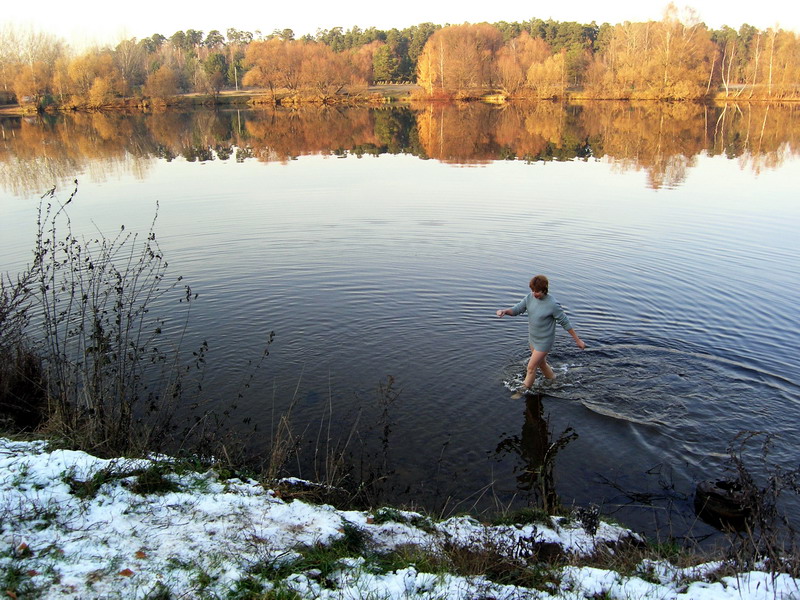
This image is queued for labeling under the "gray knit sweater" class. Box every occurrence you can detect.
[511,293,572,352]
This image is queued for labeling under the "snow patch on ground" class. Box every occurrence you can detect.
[2,437,799,599]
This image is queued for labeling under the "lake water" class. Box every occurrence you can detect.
[1,103,798,541]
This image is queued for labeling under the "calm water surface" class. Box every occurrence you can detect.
[1,104,798,540]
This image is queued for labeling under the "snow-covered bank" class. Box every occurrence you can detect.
[1,437,798,599]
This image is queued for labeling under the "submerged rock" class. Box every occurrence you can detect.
[694,478,751,530]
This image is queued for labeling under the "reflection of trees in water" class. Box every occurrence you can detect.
[242,106,424,162]
[495,102,571,160]
[415,101,798,187]
[494,393,577,513]
[1,117,80,196]
[414,101,591,165]
[712,103,800,175]
[1,102,798,195]
[580,101,800,187]
[1,113,156,195]
[245,107,380,162]
[578,102,706,189]
[415,103,497,164]
[0,107,426,195]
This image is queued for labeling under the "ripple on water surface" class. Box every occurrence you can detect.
[501,341,799,468]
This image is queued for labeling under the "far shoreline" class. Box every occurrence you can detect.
[2,83,799,116]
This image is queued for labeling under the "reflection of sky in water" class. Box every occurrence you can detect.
[1,126,799,540]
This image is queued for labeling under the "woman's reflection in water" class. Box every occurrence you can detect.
[495,393,577,513]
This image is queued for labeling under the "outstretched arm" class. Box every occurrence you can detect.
[497,296,528,318]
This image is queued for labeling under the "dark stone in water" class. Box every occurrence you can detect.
[694,478,751,531]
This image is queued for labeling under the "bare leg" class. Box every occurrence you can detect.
[523,349,550,389]
[539,359,555,380]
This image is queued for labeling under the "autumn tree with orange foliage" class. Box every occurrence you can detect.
[243,39,366,101]
[300,42,357,98]
[66,51,119,107]
[1,27,64,107]
[527,51,569,98]
[350,40,382,86]
[652,6,717,99]
[583,5,716,99]
[243,39,304,100]
[144,65,179,102]
[495,32,551,95]
[416,24,504,97]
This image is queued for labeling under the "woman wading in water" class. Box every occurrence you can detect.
[496,275,585,393]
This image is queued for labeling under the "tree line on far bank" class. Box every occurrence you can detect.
[2,4,799,109]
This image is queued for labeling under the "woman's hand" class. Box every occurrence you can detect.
[568,329,586,349]
[496,309,507,318]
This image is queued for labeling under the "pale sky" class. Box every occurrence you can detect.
[4,0,799,48]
